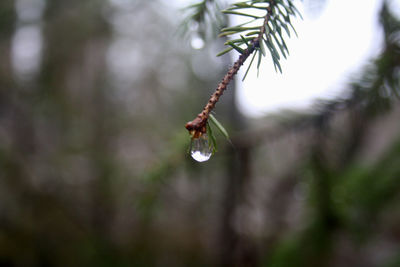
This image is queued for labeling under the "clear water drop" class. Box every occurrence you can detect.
[190,134,212,162]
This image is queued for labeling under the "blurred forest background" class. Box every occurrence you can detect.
[0,0,400,266]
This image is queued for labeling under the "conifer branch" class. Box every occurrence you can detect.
[186,1,279,138]
[185,43,255,138]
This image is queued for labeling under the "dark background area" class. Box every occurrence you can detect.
[0,0,400,266]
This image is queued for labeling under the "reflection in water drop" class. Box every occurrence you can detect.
[190,35,204,50]
[190,134,212,162]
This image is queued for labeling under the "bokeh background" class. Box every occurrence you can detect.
[1,0,400,266]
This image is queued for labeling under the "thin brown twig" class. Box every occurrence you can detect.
[185,2,275,138]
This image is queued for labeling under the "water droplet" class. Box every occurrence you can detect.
[190,134,212,162]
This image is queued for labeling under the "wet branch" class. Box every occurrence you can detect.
[185,3,275,138]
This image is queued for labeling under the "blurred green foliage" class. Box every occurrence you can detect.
[0,0,399,267]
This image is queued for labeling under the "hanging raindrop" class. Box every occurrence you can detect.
[190,134,212,162]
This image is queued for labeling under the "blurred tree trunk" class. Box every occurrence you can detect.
[218,53,258,266]
[40,0,117,260]
[0,0,14,88]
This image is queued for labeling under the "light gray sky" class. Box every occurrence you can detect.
[236,0,388,116]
